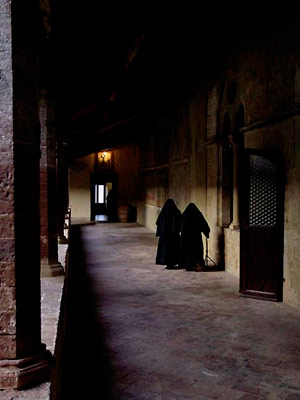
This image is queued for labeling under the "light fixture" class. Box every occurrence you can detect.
[100,151,107,162]
[98,151,112,166]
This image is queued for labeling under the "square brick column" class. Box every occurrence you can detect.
[40,92,64,277]
[57,139,69,244]
[0,0,51,389]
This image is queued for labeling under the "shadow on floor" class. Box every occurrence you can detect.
[50,225,115,400]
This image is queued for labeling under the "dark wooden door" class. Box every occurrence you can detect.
[240,150,284,301]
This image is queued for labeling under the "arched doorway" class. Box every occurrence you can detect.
[240,149,284,301]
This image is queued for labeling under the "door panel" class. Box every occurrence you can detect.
[240,150,283,301]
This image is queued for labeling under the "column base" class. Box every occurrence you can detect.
[229,223,240,230]
[41,261,64,277]
[0,345,52,389]
[58,235,68,244]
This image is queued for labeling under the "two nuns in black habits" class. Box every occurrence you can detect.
[155,199,210,271]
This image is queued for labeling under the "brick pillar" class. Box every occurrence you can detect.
[57,139,69,244]
[0,0,51,389]
[40,92,64,277]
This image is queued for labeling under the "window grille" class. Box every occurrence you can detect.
[249,155,277,226]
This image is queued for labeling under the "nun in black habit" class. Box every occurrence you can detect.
[155,199,181,269]
[180,203,210,271]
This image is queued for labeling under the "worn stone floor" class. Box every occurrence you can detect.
[59,223,300,400]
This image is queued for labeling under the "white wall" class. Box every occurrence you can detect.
[69,154,94,221]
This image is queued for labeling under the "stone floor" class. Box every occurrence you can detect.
[59,223,300,400]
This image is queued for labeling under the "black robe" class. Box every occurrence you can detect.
[180,203,210,270]
[155,199,181,266]
[106,189,118,221]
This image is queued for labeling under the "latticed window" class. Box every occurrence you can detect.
[249,154,277,226]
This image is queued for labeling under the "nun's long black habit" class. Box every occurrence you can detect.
[180,203,210,270]
[155,199,181,266]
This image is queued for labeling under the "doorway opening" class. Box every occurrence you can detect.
[91,173,118,222]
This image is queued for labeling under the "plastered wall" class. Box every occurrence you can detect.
[69,154,94,222]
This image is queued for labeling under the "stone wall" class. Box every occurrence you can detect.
[136,16,300,308]
[136,97,220,265]
[230,29,300,307]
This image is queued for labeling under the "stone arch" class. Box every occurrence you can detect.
[218,73,237,138]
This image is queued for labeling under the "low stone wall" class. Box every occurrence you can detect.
[137,202,161,233]
[224,228,240,279]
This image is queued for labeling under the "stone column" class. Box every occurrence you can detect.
[57,139,69,244]
[229,135,240,230]
[0,0,51,389]
[40,92,64,277]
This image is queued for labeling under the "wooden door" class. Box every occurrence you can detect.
[240,150,284,301]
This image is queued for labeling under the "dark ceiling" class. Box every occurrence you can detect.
[42,2,294,160]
